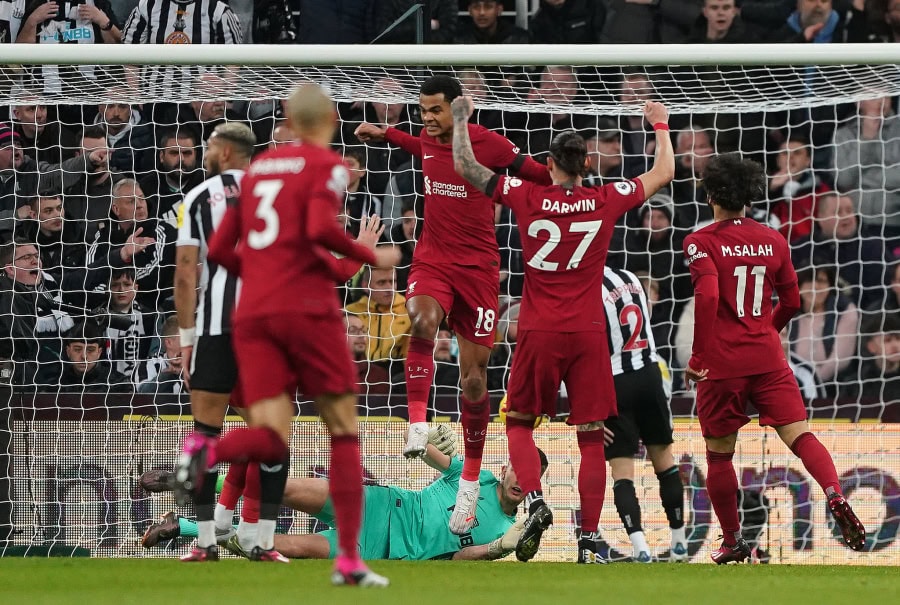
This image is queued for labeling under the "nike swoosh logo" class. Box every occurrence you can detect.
[423,154,434,159]
[473,331,491,337]
[410,374,428,378]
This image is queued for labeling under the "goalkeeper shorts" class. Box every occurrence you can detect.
[314,484,392,559]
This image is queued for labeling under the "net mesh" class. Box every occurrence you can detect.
[0,58,898,562]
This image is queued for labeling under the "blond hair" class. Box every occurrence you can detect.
[286,83,335,134]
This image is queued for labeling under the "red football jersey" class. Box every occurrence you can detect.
[209,143,376,320]
[385,124,550,267]
[683,217,798,379]
[492,176,646,332]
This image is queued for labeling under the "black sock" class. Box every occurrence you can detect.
[193,421,221,523]
[193,420,221,438]
[613,479,643,534]
[657,466,685,530]
[259,452,290,521]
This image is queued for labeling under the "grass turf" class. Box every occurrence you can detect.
[1,559,896,605]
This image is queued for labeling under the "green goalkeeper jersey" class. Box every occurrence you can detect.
[387,457,515,560]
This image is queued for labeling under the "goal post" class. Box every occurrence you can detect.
[0,44,897,563]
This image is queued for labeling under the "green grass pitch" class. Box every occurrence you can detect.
[1,559,897,605]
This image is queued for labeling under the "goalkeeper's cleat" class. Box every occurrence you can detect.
[249,546,290,563]
[331,555,390,588]
[223,534,252,559]
[669,541,689,563]
[577,531,607,564]
[448,477,480,535]
[180,544,219,562]
[634,551,653,563]
[828,493,866,552]
[141,511,180,548]
[710,537,751,565]
[139,469,175,493]
[215,525,237,545]
[516,503,553,562]
[402,422,429,459]
[173,432,214,506]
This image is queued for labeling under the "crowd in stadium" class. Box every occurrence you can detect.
[0,0,898,407]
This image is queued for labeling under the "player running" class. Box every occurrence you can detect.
[451,95,675,563]
[356,75,551,535]
[683,153,866,563]
[177,83,399,587]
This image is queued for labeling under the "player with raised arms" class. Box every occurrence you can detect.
[683,153,866,563]
[451,95,675,563]
[177,83,399,587]
[356,75,551,535]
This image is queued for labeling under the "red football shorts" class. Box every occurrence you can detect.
[696,365,808,438]
[232,313,356,405]
[406,261,498,348]
[505,330,617,426]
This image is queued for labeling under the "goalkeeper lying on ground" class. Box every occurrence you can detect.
[141,426,548,561]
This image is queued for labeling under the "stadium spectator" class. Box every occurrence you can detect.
[86,178,176,310]
[686,0,751,42]
[95,267,161,381]
[768,0,845,42]
[529,0,606,44]
[122,0,243,96]
[345,266,410,371]
[12,103,78,167]
[671,126,714,232]
[780,326,826,399]
[866,260,900,314]
[766,133,831,243]
[457,69,503,132]
[25,193,86,286]
[839,311,900,403]
[342,146,383,238]
[790,265,860,391]
[617,72,657,179]
[292,0,375,43]
[137,315,184,394]
[791,192,891,310]
[598,0,656,43]
[495,201,524,300]
[344,313,391,396]
[455,0,528,44]
[846,0,900,43]
[269,121,294,148]
[156,74,248,148]
[583,120,624,186]
[51,319,131,393]
[0,2,21,42]
[389,198,417,294]
[738,0,795,34]
[95,99,154,175]
[139,128,202,227]
[16,0,122,108]
[487,301,519,393]
[833,94,900,245]
[0,125,38,238]
[0,239,73,385]
[251,0,299,43]
[373,0,458,43]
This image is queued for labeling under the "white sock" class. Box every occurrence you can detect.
[214,504,233,531]
[258,519,276,550]
[197,520,216,548]
[671,526,687,548]
[237,520,258,551]
[629,530,650,556]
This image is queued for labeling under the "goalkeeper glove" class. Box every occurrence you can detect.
[487,516,526,560]
[427,424,458,457]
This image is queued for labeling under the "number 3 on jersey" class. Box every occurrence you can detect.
[527,219,602,271]
[733,265,766,317]
[248,179,284,250]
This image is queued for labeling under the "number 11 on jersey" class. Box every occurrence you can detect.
[733,265,766,318]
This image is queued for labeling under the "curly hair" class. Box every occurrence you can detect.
[702,153,766,211]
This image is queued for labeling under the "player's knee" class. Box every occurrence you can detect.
[409,311,440,339]
[460,373,487,400]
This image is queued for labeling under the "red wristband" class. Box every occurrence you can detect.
[653,123,669,132]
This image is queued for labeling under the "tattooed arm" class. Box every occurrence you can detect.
[451,96,498,195]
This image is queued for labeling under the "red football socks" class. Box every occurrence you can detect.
[219,462,247,510]
[461,393,490,481]
[330,434,363,561]
[505,419,542,494]
[706,449,741,544]
[405,337,435,424]
[577,430,607,533]
[242,463,261,523]
[215,427,288,465]
[790,432,841,495]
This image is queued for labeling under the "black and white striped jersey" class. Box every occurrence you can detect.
[176,169,242,336]
[122,0,242,94]
[0,0,22,44]
[602,266,658,376]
